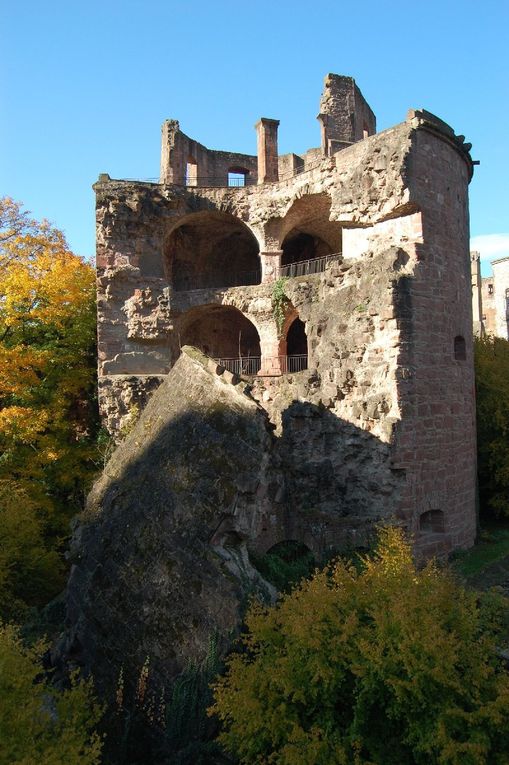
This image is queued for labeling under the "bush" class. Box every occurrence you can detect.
[475,335,509,517]
[211,528,509,765]
[0,622,102,764]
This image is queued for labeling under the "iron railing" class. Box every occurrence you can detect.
[214,355,308,376]
[215,357,262,376]
[175,269,261,292]
[182,176,258,188]
[278,252,342,278]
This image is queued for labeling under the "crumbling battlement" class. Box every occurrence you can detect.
[94,72,477,561]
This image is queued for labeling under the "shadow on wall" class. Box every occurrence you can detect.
[61,350,404,704]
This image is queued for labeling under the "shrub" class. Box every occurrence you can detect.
[0,622,102,764]
[211,527,509,765]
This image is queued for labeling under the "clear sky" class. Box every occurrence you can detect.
[2,0,508,275]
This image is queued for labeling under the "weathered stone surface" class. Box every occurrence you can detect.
[63,348,280,695]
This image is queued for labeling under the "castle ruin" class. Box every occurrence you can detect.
[94,73,476,561]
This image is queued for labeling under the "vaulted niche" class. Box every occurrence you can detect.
[277,315,308,373]
[165,211,261,291]
[279,193,342,273]
[286,317,308,356]
[180,305,261,374]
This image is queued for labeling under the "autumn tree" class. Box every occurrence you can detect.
[0,622,103,764]
[0,198,97,618]
[211,528,509,765]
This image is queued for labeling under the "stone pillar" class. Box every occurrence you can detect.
[255,118,280,184]
[160,119,185,185]
[260,250,282,284]
[470,251,483,336]
[258,321,284,376]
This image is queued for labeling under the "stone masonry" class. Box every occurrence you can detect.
[94,73,477,562]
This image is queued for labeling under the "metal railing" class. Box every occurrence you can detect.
[215,357,262,376]
[182,176,258,188]
[278,252,342,278]
[214,355,308,377]
[175,269,261,292]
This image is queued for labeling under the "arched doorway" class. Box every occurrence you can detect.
[165,211,261,291]
[281,316,308,373]
[179,305,261,375]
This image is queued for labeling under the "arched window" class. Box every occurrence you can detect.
[419,509,445,534]
[454,335,466,361]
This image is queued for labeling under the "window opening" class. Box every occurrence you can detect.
[186,157,198,187]
[454,335,466,361]
[419,509,445,533]
[228,168,248,187]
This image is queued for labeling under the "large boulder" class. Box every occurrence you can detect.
[62,347,280,697]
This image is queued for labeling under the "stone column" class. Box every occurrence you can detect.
[255,118,280,184]
[258,320,284,376]
[260,250,282,284]
[160,120,185,185]
[470,251,483,336]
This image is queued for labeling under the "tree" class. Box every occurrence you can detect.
[0,198,98,617]
[0,622,102,764]
[211,528,509,765]
[475,335,509,517]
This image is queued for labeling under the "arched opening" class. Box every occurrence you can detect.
[454,335,466,361]
[278,194,342,277]
[419,509,445,534]
[282,232,332,266]
[285,317,308,372]
[186,156,198,187]
[165,211,261,291]
[228,166,250,187]
[253,540,315,592]
[180,305,261,375]
[362,121,369,139]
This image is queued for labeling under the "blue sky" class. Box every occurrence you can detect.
[2,0,508,275]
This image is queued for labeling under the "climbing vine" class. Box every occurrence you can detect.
[272,277,289,337]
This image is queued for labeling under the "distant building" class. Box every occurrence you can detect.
[471,251,509,338]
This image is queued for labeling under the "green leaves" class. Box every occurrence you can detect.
[211,528,509,765]
[475,336,509,517]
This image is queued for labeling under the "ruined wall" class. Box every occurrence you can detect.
[160,120,258,186]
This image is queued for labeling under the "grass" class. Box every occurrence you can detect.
[452,522,509,579]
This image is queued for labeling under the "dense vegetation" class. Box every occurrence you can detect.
[0,198,98,621]
[475,335,509,518]
[211,527,509,765]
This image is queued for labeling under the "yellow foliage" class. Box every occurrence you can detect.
[211,528,509,765]
[0,622,103,764]
[0,197,98,616]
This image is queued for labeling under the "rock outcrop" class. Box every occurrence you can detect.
[62,348,279,696]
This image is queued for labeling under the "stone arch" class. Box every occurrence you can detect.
[279,193,342,267]
[255,540,316,590]
[277,310,308,373]
[164,211,261,291]
[178,304,261,374]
